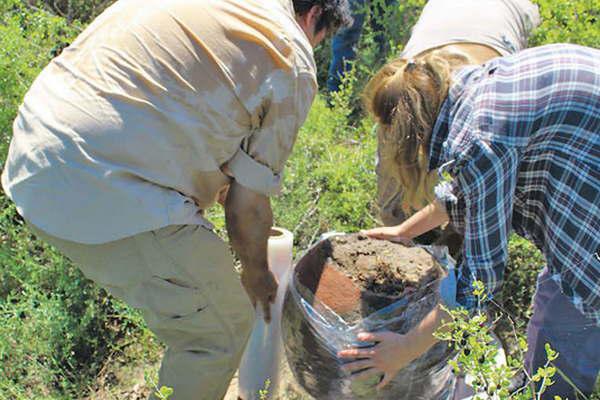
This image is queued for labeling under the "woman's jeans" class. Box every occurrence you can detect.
[525,267,600,398]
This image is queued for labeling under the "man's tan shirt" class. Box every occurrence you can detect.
[2,0,317,243]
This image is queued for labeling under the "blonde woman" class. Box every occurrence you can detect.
[339,44,600,399]
[376,0,540,229]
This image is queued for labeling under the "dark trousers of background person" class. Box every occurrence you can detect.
[327,0,395,93]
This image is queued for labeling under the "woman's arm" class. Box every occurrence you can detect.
[342,141,521,388]
[363,199,449,242]
[341,201,451,388]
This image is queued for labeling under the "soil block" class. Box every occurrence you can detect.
[282,234,455,399]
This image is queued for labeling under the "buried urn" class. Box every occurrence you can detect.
[281,234,456,399]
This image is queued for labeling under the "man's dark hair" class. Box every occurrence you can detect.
[292,0,353,36]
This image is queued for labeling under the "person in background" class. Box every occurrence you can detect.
[340,43,600,399]
[1,0,351,398]
[327,0,395,93]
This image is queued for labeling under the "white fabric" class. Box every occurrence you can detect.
[402,0,541,58]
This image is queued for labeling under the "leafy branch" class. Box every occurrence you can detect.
[434,280,564,399]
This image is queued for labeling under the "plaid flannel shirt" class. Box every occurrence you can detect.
[430,44,600,324]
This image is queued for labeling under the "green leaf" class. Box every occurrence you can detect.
[158,386,174,399]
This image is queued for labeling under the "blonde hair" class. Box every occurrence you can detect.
[363,49,473,212]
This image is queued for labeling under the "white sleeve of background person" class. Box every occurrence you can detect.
[401,0,541,58]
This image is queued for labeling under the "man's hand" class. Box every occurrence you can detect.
[225,181,276,323]
[241,267,278,322]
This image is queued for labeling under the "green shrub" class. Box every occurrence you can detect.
[530,0,599,47]
[0,3,149,398]
[1,0,598,398]
[0,0,79,164]
[503,236,545,323]
[31,0,112,24]
[0,200,149,398]
[313,0,425,111]
[436,281,562,400]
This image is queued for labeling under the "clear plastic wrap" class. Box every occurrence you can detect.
[239,228,294,399]
[281,233,457,399]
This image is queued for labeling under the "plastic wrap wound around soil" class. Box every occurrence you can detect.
[281,234,456,399]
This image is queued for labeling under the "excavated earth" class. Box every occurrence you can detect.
[294,233,444,322]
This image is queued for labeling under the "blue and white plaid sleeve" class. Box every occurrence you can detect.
[436,139,521,310]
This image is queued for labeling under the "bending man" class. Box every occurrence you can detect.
[1,0,351,399]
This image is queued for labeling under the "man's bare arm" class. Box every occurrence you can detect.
[225,181,278,322]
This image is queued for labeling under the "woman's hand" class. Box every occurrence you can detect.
[361,200,450,243]
[360,226,411,244]
[337,331,425,390]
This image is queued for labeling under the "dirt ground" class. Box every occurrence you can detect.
[224,358,310,400]
[84,341,307,400]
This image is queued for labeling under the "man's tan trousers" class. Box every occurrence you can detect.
[30,224,254,400]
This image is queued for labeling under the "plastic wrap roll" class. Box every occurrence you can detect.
[238,227,294,399]
[281,233,457,400]
[266,227,294,281]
